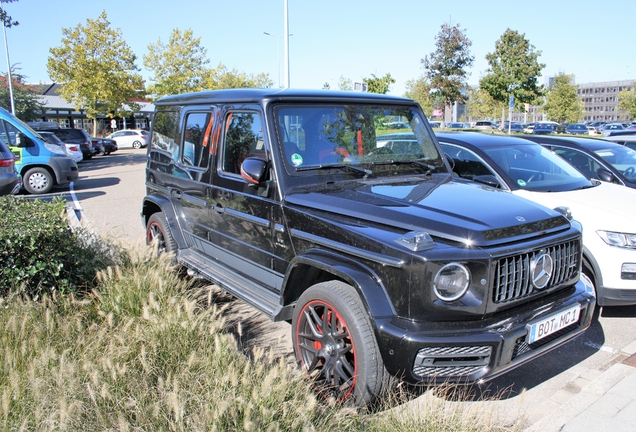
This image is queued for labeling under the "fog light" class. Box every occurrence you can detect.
[621,263,636,280]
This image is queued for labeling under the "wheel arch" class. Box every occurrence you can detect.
[278,248,396,321]
[20,164,57,184]
[581,245,604,303]
[141,195,187,249]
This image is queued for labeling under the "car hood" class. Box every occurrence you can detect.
[285,175,570,247]
[514,182,636,232]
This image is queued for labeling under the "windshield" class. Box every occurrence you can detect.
[275,104,444,177]
[483,144,594,192]
[594,146,636,181]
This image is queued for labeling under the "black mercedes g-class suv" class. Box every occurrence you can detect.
[142,89,595,405]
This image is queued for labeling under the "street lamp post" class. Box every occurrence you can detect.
[263,32,281,88]
[2,22,15,115]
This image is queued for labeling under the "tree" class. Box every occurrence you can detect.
[480,29,545,124]
[421,23,474,125]
[403,76,435,116]
[0,70,43,121]
[465,86,504,121]
[144,28,210,99]
[618,87,636,120]
[542,73,584,123]
[0,0,18,28]
[47,11,145,135]
[338,76,352,91]
[204,63,273,90]
[363,73,395,94]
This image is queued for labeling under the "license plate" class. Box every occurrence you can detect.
[528,305,581,344]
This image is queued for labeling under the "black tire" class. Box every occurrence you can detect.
[132,140,142,149]
[146,212,176,254]
[292,280,388,406]
[23,167,54,194]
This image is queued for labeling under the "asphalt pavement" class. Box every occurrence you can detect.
[64,151,636,431]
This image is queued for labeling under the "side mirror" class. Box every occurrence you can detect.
[473,174,502,188]
[240,157,268,184]
[15,133,34,148]
[443,153,455,170]
[596,168,614,183]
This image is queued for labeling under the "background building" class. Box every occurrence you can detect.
[578,79,635,122]
[30,83,154,135]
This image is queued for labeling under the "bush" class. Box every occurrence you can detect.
[0,196,115,298]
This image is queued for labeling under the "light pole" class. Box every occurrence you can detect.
[2,21,15,115]
[263,32,282,88]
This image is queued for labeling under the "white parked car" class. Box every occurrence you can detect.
[106,129,149,149]
[438,132,636,307]
[39,131,83,163]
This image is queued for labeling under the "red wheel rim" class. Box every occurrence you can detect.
[295,299,357,400]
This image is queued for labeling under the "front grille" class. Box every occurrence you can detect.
[493,240,580,304]
[412,346,492,379]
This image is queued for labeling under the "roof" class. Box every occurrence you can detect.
[154,88,413,106]
[37,95,155,113]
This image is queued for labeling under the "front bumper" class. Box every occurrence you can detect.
[375,277,596,384]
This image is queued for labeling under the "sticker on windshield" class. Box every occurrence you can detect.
[517,179,527,187]
[291,153,303,166]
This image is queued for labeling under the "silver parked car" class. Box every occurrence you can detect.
[106,129,149,149]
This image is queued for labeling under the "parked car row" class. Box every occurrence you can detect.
[437,131,636,308]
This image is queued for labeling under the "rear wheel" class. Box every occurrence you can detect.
[292,280,388,406]
[132,140,142,149]
[146,212,176,254]
[23,167,54,194]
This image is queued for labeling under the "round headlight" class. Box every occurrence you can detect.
[434,263,470,302]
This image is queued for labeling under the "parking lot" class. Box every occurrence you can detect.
[47,148,636,429]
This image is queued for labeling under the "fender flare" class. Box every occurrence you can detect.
[279,248,397,321]
[141,194,187,250]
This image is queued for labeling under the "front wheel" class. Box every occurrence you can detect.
[292,281,388,406]
[146,212,176,254]
[23,167,54,194]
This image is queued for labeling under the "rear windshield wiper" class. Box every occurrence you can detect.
[295,163,373,177]
[370,159,436,174]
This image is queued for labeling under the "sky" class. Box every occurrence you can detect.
[1,0,634,97]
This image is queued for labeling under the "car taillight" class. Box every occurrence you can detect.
[0,158,13,167]
[69,146,80,151]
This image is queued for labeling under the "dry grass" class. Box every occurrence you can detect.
[0,242,522,431]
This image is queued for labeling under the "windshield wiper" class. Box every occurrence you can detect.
[371,159,436,174]
[296,163,373,177]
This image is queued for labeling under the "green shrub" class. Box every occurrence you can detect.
[0,196,115,298]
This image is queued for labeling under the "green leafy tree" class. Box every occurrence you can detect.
[465,86,504,121]
[0,0,18,28]
[144,28,210,99]
[363,72,395,94]
[338,76,352,91]
[421,23,474,125]
[403,76,435,116]
[0,70,43,121]
[480,29,545,124]
[204,63,272,90]
[618,86,636,120]
[543,73,584,123]
[47,11,145,135]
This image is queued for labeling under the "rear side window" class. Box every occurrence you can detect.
[183,112,213,169]
[152,110,180,161]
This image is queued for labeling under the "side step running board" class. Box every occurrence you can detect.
[178,249,282,320]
